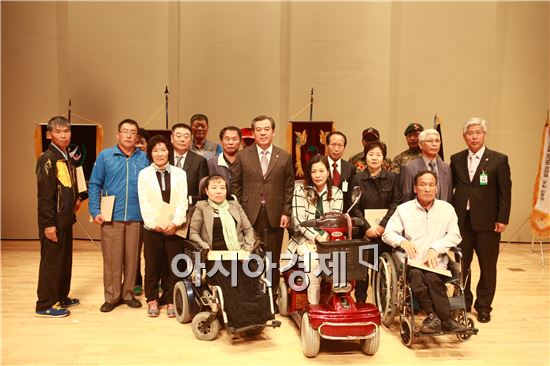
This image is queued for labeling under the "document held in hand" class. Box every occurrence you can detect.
[364,209,388,226]
[89,195,115,222]
[409,260,452,277]
[75,166,87,193]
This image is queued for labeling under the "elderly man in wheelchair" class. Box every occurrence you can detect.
[381,170,472,338]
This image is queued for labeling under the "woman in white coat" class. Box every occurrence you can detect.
[138,135,188,318]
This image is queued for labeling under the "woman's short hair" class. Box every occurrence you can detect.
[364,140,387,159]
[146,134,173,163]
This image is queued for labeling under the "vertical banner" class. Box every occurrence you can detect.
[286,121,334,179]
[530,118,550,238]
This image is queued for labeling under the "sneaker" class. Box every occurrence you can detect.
[442,319,468,332]
[60,298,80,308]
[35,302,70,318]
[122,298,142,308]
[134,285,143,297]
[420,313,442,333]
[147,300,160,317]
[166,304,176,318]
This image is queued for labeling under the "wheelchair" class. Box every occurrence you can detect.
[173,239,281,341]
[373,246,478,347]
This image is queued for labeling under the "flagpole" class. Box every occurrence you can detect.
[68,99,72,122]
[309,88,314,121]
[165,86,169,130]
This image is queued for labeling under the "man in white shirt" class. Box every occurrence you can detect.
[383,170,467,333]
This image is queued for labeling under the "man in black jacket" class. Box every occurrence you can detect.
[35,116,82,317]
[450,117,512,323]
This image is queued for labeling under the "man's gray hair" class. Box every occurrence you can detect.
[463,117,487,134]
[47,116,70,132]
[418,128,440,143]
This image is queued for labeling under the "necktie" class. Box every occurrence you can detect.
[175,155,183,169]
[260,150,269,176]
[429,161,436,172]
[332,162,341,187]
[468,154,477,182]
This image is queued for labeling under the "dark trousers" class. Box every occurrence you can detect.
[135,224,144,287]
[253,206,283,296]
[355,241,392,303]
[36,227,73,311]
[143,229,184,304]
[459,212,500,313]
[408,268,450,321]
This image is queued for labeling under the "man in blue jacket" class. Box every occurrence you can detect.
[89,119,149,312]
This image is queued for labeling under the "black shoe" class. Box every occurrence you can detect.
[477,312,491,323]
[60,297,80,308]
[100,302,118,312]
[122,298,142,308]
[420,313,442,333]
[442,319,468,332]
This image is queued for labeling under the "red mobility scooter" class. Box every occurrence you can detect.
[278,187,381,357]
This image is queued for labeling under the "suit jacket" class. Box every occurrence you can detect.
[450,147,512,231]
[231,144,295,227]
[332,159,356,211]
[137,164,189,230]
[179,150,209,204]
[400,156,453,203]
[189,200,255,251]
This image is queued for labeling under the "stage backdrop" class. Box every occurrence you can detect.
[34,123,103,181]
[286,121,334,180]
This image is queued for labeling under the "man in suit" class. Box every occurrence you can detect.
[171,123,209,204]
[400,128,452,203]
[326,131,356,211]
[450,117,511,323]
[232,115,294,306]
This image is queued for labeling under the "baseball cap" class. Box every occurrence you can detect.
[362,127,380,142]
[241,127,254,140]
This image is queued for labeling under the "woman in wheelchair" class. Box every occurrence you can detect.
[382,170,468,333]
[189,174,273,330]
[287,155,343,304]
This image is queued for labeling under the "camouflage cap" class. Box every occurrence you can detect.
[404,123,424,135]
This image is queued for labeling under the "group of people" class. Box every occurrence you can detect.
[35,113,511,335]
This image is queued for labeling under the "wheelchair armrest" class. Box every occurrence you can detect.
[449,246,462,263]
[183,239,204,252]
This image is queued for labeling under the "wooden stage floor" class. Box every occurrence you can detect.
[1,240,548,365]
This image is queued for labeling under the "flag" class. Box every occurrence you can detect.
[530,115,550,238]
[434,114,444,160]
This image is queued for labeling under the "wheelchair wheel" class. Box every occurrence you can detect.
[301,313,320,358]
[174,280,193,324]
[456,314,475,342]
[191,311,220,341]
[400,317,414,347]
[278,278,289,316]
[360,329,380,355]
[375,252,398,327]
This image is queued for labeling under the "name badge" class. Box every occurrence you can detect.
[480,171,488,186]
[342,180,348,192]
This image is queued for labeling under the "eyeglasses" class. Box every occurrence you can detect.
[423,139,441,144]
[466,131,485,137]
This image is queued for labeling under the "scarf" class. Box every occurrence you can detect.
[207,199,240,251]
[153,163,171,191]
